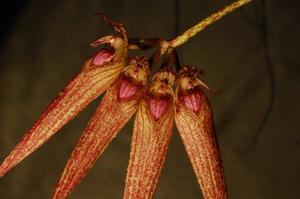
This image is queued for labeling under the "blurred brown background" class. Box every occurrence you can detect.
[0,0,299,198]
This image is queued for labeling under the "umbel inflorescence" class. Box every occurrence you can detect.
[0,0,252,198]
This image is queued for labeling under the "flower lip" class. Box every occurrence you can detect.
[93,48,114,66]
[178,89,203,114]
[147,97,170,120]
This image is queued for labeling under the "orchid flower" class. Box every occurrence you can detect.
[0,0,253,198]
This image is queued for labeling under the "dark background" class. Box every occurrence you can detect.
[0,0,299,198]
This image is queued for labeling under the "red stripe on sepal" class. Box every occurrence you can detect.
[52,80,142,199]
[124,99,174,199]
[175,66,227,199]
[52,56,149,199]
[0,55,125,177]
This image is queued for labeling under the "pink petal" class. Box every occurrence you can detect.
[119,78,139,100]
[148,97,169,120]
[179,90,202,114]
[93,48,114,65]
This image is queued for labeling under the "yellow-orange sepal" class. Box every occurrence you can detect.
[174,66,227,199]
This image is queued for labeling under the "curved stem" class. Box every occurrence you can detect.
[169,0,253,48]
[128,0,253,72]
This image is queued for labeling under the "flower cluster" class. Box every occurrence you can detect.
[0,1,253,198]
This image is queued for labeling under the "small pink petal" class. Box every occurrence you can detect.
[93,49,113,65]
[180,90,202,114]
[118,78,139,100]
[148,97,169,120]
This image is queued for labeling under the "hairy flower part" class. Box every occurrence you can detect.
[119,56,149,100]
[148,69,175,120]
[52,57,149,199]
[0,34,128,177]
[175,66,227,199]
[96,13,128,45]
[124,69,175,199]
[90,36,127,60]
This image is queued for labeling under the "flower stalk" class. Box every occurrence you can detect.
[129,0,253,65]
[169,0,252,49]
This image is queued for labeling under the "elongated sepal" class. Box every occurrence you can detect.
[52,57,149,199]
[124,99,174,199]
[0,48,126,177]
[124,69,175,199]
[175,66,227,199]
[52,82,138,198]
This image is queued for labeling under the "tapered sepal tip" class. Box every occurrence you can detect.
[0,50,126,177]
[52,80,142,199]
[175,66,227,199]
[124,99,174,199]
[0,170,4,177]
[175,98,227,198]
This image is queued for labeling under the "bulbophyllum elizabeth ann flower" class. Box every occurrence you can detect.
[0,0,254,198]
